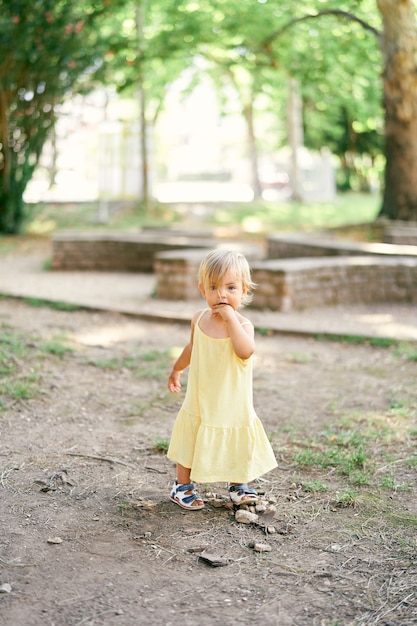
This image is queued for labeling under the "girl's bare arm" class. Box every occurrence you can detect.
[167,313,198,393]
[226,314,255,360]
[213,304,255,359]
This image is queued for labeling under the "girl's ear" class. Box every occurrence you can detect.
[198,283,206,299]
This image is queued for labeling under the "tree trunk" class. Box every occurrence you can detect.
[0,88,11,194]
[138,81,150,209]
[287,77,304,201]
[136,1,151,212]
[242,101,263,200]
[378,0,417,221]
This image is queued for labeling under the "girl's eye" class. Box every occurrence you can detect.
[228,286,236,291]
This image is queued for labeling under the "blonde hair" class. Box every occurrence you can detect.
[198,249,256,306]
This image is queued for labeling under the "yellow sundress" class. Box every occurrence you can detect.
[167,310,278,483]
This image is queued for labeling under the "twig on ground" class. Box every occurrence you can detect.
[0,465,20,488]
[66,452,135,469]
[0,557,34,567]
[144,462,167,474]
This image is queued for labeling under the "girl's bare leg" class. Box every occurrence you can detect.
[176,463,191,484]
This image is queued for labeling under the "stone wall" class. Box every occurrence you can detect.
[154,250,205,300]
[250,256,417,311]
[266,232,417,260]
[154,252,417,311]
[51,232,214,273]
[51,230,417,312]
[384,226,417,246]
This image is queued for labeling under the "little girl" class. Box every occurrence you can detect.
[167,248,277,510]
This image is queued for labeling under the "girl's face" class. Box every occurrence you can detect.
[199,268,247,311]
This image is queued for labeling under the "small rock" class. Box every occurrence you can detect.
[187,546,208,553]
[0,583,12,594]
[47,537,63,544]
[198,552,229,567]
[330,544,342,552]
[209,498,226,508]
[257,508,276,529]
[251,542,272,553]
[235,509,259,524]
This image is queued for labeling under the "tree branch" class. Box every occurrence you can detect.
[262,9,382,48]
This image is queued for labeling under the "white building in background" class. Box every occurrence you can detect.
[24,77,335,206]
[98,121,144,200]
[24,91,105,203]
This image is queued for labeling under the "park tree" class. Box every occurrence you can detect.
[106,0,198,211]
[260,7,384,193]
[259,0,417,220]
[146,0,417,220]
[376,0,417,220]
[0,0,126,233]
[0,0,205,231]
[144,1,384,199]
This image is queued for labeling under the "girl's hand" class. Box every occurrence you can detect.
[168,369,182,393]
[212,302,235,322]
[213,305,255,360]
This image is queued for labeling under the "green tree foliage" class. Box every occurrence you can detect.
[0,0,125,233]
[260,4,384,191]
[136,1,384,193]
[2,0,417,230]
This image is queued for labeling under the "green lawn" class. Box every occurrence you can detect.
[210,193,381,233]
[23,192,381,237]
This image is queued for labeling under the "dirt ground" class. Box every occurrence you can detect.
[0,298,416,626]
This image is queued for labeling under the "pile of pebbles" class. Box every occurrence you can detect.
[206,491,278,553]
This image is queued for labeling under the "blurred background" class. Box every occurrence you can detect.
[2,1,416,236]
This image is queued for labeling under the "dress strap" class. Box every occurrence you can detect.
[196,309,209,324]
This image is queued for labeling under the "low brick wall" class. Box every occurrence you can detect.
[250,256,417,311]
[51,230,417,311]
[267,232,417,260]
[154,250,417,310]
[51,231,215,273]
[384,226,417,245]
[154,250,206,300]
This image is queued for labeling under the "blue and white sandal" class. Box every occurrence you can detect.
[229,483,258,505]
[170,481,205,510]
